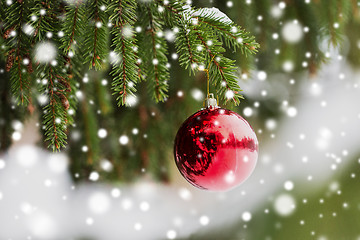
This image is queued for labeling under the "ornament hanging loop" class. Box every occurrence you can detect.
[200,55,218,108]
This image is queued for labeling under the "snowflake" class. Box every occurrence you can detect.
[34,42,57,63]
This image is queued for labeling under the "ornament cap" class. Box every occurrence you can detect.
[205,93,218,109]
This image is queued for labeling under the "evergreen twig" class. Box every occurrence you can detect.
[194,8,259,54]
[3,1,33,105]
[108,0,139,106]
[138,4,170,102]
[32,0,70,151]
[83,0,109,69]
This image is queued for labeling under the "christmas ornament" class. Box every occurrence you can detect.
[174,95,258,191]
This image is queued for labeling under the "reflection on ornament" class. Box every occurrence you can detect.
[174,103,258,191]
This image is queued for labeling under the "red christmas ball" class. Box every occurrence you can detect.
[174,106,258,191]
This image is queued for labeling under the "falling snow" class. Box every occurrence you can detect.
[34,42,57,63]
[0,1,359,239]
[281,21,304,44]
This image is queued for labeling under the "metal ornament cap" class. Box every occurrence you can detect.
[205,93,218,109]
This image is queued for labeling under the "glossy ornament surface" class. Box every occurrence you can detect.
[174,107,258,191]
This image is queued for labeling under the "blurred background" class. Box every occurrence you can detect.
[1,0,360,239]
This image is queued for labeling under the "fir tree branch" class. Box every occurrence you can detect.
[138,5,169,102]
[154,0,185,18]
[31,0,72,151]
[2,0,263,154]
[174,17,205,73]
[157,1,204,73]
[108,0,139,106]
[193,9,259,54]
[83,0,109,69]
[41,65,69,151]
[31,2,47,41]
[59,4,86,125]
[159,0,248,104]
[61,4,85,54]
[3,1,33,105]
